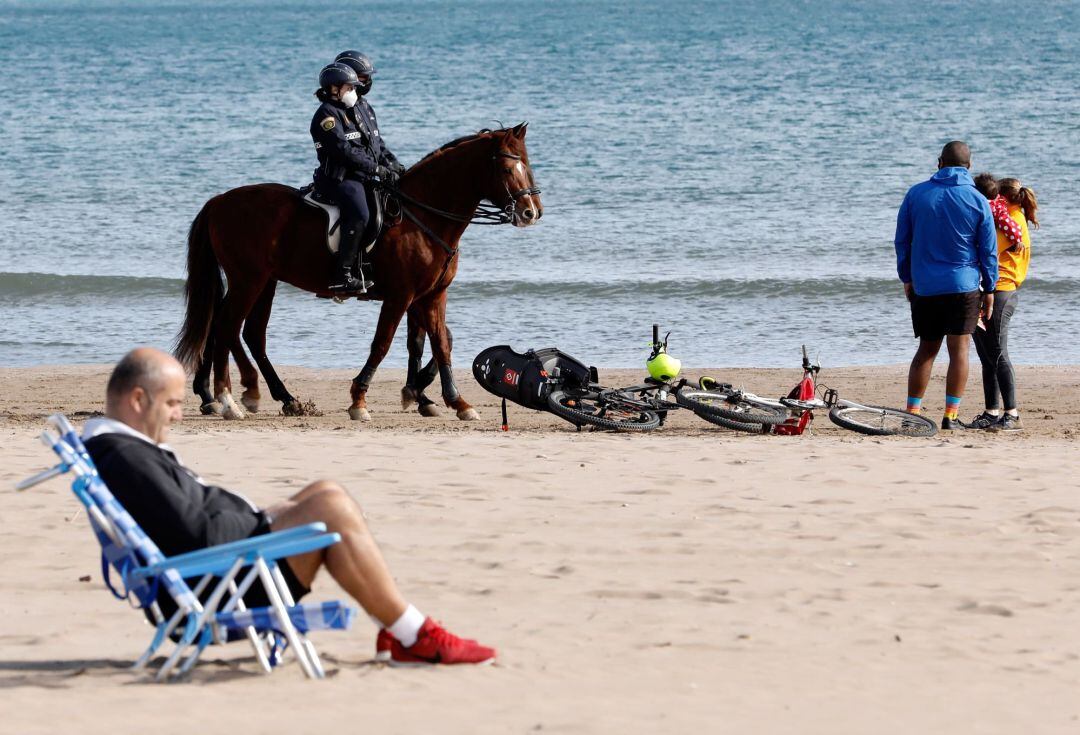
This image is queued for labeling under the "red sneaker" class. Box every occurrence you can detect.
[380,618,496,667]
[375,628,393,662]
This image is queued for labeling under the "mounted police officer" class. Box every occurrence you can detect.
[311,61,398,294]
[334,50,406,180]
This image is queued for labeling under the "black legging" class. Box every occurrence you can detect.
[972,289,1019,411]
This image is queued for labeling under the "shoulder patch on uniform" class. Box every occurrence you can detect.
[320,117,336,131]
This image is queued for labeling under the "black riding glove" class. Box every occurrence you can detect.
[389,161,406,175]
[375,165,398,186]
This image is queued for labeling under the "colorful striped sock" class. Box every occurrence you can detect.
[906,396,923,414]
[944,395,962,420]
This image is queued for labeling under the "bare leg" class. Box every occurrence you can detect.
[944,334,970,400]
[907,337,943,402]
[266,480,407,626]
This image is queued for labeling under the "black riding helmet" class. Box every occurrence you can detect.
[319,62,360,93]
[335,50,374,95]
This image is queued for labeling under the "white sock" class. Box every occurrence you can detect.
[1006,409,1019,417]
[387,604,425,648]
[986,409,1002,417]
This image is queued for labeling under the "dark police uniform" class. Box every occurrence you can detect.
[353,97,399,170]
[310,98,380,237]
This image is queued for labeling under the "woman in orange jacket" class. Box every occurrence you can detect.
[969,177,1039,432]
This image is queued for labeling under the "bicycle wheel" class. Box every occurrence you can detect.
[676,388,789,425]
[828,405,937,437]
[547,388,661,432]
[691,409,768,433]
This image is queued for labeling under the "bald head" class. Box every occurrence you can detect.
[105,347,187,442]
[939,140,971,169]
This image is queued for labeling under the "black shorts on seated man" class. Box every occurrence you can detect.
[82,347,495,667]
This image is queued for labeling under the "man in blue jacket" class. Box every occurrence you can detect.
[894,141,998,430]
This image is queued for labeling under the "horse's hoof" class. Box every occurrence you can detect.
[348,407,371,422]
[200,401,223,416]
[241,395,260,413]
[282,400,304,417]
[456,407,480,421]
[400,387,417,412]
[419,403,440,418]
[219,393,246,421]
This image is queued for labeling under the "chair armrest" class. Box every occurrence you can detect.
[143,533,341,580]
[132,523,335,579]
[146,523,327,569]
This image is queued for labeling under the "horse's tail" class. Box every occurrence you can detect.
[173,200,222,370]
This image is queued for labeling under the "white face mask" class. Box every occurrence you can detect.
[339,89,358,107]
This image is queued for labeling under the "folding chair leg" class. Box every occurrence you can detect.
[248,629,273,674]
[157,626,195,681]
[217,568,273,673]
[175,558,246,677]
[302,638,325,678]
[268,562,325,677]
[256,559,319,679]
[133,623,169,672]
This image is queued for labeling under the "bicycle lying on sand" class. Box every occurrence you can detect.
[543,326,687,432]
[676,346,938,437]
[473,327,936,437]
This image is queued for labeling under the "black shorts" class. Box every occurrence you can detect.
[158,519,311,636]
[240,513,311,608]
[911,290,981,339]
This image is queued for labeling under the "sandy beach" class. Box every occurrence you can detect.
[1,363,1079,733]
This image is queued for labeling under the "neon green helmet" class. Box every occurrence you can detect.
[646,351,682,381]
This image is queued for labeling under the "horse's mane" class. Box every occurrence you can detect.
[416,128,502,165]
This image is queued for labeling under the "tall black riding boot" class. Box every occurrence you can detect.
[329,220,373,294]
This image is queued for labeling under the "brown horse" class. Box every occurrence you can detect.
[173,123,541,421]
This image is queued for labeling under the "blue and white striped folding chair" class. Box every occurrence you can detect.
[16,414,359,681]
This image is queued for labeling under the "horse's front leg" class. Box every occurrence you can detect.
[349,299,410,421]
[417,291,477,421]
[401,307,440,417]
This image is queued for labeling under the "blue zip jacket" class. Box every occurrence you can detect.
[894,167,998,296]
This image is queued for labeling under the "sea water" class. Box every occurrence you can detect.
[1,0,1077,370]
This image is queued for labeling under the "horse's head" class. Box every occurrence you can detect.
[488,123,542,227]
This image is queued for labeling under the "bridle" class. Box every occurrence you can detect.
[493,150,543,218]
[383,149,541,261]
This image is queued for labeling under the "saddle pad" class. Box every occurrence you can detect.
[301,191,342,254]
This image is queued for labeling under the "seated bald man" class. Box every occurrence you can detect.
[82,347,494,666]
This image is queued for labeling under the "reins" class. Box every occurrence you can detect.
[377,149,541,290]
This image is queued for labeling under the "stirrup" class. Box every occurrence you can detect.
[328,274,373,295]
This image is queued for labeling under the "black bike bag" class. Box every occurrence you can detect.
[472,345,592,410]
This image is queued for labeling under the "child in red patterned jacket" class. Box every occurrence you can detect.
[973,172,1023,251]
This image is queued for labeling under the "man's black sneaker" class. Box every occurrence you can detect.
[965,412,1000,430]
[991,414,1024,433]
[940,416,965,431]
